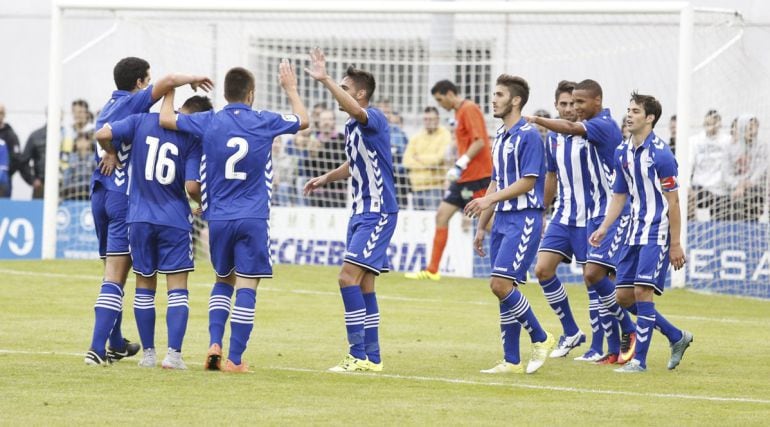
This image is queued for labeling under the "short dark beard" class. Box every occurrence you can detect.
[493,102,513,119]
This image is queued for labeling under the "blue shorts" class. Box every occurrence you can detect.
[615,244,670,295]
[209,218,271,279]
[129,222,193,277]
[344,212,398,275]
[586,214,631,270]
[91,186,129,258]
[538,221,587,264]
[490,210,543,285]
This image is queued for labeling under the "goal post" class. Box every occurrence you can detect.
[48,0,770,296]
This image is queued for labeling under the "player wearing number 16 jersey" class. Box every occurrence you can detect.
[95,95,213,369]
[161,63,309,372]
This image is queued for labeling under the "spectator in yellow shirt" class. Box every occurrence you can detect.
[403,106,451,210]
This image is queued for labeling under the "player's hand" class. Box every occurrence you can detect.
[464,195,493,218]
[190,76,214,92]
[445,165,462,182]
[588,227,607,247]
[99,152,119,176]
[192,205,203,216]
[303,175,327,196]
[304,47,330,82]
[474,228,487,257]
[523,115,537,124]
[670,243,686,270]
[278,59,298,92]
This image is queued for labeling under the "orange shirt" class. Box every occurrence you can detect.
[455,100,492,183]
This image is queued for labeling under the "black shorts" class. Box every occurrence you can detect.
[443,177,491,209]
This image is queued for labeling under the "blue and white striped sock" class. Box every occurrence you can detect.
[599,306,620,354]
[340,286,366,360]
[167,289,189,352]
[501,288,547,343]
[363,292,381,364]
[208,282,233,347]
[500,305,522,364]
[587,289,604,354]
[133,288,156,350]
[593,277,636,334]
[540,276,579,336]
[90,281,123,359]
[634,301,656,368]
[228,288,256,365]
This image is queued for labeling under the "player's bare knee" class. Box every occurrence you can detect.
[634,286,654,302]
[489,277,512,299]
[338,264,364,287]
[583,264,605,285]
[616,288,635,307]
[534,261,554,282]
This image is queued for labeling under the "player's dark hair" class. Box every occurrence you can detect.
[534,109,551,119]
[113,57,150,91]
[344,66,376,101]
[181,95,213,113]
[224,67,255,103]
[312,102,328,110]
[575,79,603,99]
[705,109,721,121]
[71,99,89,110]
[424,106,439,115]
[431,80,458,96]
[630,91,662,128]
[496,74,530,109]
[554,80,576,102]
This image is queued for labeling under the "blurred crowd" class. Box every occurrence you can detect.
[1,100,766,222]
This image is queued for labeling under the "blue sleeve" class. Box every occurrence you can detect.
[583,116,619,149]
[612,150,629,194]
[126,85,156,113]
[108,114,139,149]
[176,110,215,138]
[184,138,202,181]
[545,133,557,173]
[264,111,301,136]
[362,108,388,131]
[519,131,544,177]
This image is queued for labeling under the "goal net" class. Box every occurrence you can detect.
[46,2,769,298]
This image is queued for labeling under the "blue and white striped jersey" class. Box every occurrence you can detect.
[492,118,545,212]
[345,107,399,215]
[578,108,623,219]
[613,132,679,246]
[545,131,591,226]
[176,103,301,221]
[92,86,157,193]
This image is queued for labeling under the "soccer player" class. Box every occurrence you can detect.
[84,56,213,366]
[405,80,492,281]
[160,61,308,372]
[534,81,620,361]
[95,95,213,369]
[590,93,694,373]
[527,79,637,366]
[466,74,555,375]
[303,48,398,372]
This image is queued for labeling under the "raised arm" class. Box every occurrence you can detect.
[151,73,213,102]
[527,116,586,136]
[304,48,368,124]
[159,89,178,130]
[278,59,309,131]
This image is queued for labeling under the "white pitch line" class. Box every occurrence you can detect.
[268,366,770,405]
[1,267,768,325]
[1,348,767,405]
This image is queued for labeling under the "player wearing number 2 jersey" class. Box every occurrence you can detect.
[160,62,308,372]
[95,95,213,369]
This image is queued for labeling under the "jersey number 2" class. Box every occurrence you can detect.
[145,136,178,185]
[225,137,248,180]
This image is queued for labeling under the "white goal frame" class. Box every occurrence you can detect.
[45,0,694,287]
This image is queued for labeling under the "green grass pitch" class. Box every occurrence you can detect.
[1,259,769,425]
